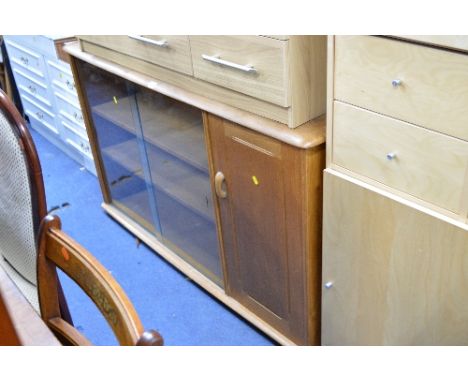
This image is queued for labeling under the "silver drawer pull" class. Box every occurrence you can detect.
[128,35,168,48]
[324,281,333,289]
[73,112,83,122]
[392,79,402,88]
[20,56,29,65]
[28,85,36,93]
[201,54,257,73]
[386,152,397,160]
[80,142,90,153]
[36,112,44,120]
[66,79,75,91]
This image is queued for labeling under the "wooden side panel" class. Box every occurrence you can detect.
[288,35,327,128]
[322,170,468,345]
[463,165,468,223]
[305,145,325,345]
[325,35,335,167]
[69,56,111,203]
[206,114,322,344]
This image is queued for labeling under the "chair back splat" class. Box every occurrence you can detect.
[38,214,163,346]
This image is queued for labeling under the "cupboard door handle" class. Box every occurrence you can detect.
[201,54,257,73]
[128,35,168,48]
[215,171,227,199]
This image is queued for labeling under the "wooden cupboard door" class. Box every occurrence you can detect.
[205,114,317,345]
[322,170,468,345]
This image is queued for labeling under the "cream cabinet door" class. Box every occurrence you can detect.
[322,170,468,345]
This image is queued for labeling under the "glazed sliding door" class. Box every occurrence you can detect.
[76,61,160,235]
[134,87,223,286]
[76,60,222,286]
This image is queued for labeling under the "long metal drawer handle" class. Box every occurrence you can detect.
[215,171,227,199]
[201,54,257,73]
[128,35,168,48]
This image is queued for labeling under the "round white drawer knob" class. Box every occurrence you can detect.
[392,79,402,88]
[324,281,333,289]
[387,152,397,160]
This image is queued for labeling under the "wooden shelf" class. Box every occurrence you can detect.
[111,186,221,285]
[103,139,215,223]
[92,93,209,173]
[113,189,156,234]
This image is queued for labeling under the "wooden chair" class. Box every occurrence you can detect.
[37,214,163,345]
[0,88,163,345]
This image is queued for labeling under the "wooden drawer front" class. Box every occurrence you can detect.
[334,35,468,141]
[190,36,289,107]
[21,94,58,135]
[60,117,92,159]
[394,35,468,52]
[79,35,193,75]
[333,102,468,213]
[54,91,85,129]
[5,40,46,80]
[47,59,78,98]
[12,67,52,107]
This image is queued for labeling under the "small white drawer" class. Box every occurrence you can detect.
[5,39,47,81]
[53,91,85,129]
[46,59,78,98]
[5,35,58,58]
[12,67,52,107]
[59,116,92,159]
[21,94,58,135]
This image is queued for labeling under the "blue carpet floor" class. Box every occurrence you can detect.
[31,129,275,346]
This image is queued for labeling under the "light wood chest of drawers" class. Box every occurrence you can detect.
[323,35,468,345]
[76,35,327,128]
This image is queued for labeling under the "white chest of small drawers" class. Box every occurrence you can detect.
[323,35,468,345]
[3,35,95,174]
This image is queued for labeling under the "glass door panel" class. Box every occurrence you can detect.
[134,87,222,285]
[76,61,159,234]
